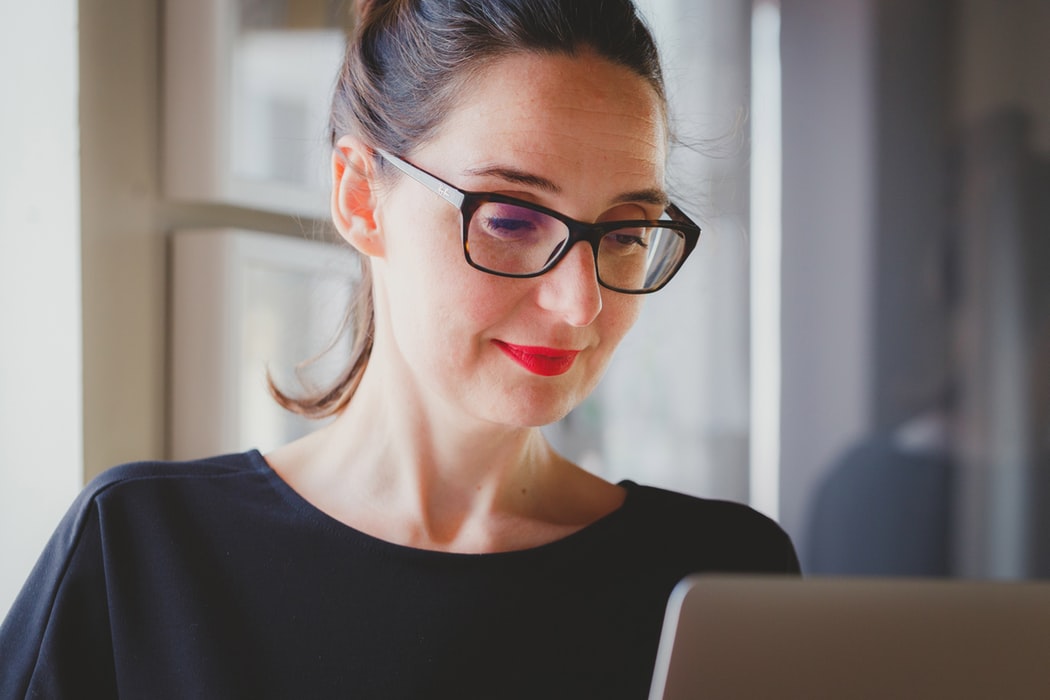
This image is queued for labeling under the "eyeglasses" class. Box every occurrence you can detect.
[377,149,701,294]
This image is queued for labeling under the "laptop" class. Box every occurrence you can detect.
[648,575,1050,699]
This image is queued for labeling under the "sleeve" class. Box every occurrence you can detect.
[691,496,803,576]
[734,501,803,576]
[778,525,803,575]
[0,491,118,698]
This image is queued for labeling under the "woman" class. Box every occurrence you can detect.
[1,1,798,697]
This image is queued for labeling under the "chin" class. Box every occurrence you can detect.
[485,384,589,429]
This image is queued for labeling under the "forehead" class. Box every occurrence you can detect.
[418,49,669,192]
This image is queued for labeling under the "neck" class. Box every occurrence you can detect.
[267,324,626,552]
[271,354,578,551]
[356,348,555,482]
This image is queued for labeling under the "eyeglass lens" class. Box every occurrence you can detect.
[466,201,686,292]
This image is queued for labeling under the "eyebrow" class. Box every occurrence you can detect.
[462,165,561,193]
[615,188,670,208]
[461,165,670,209]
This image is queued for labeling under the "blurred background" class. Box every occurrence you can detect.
[1,0,1047,617]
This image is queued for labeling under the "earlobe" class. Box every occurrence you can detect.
[331,135,385,257]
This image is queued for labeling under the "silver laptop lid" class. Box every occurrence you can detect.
[649,575,1050,700]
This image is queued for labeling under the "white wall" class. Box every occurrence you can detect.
[0,1,84,616]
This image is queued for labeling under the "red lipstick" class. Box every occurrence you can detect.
[494,341,580,377]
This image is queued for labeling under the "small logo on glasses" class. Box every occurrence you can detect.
[437,184,455,201]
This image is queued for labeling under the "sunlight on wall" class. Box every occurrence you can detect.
[749,0,783,519]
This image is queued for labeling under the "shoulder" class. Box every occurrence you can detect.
[0,451,264,696]
[84,450,262,496]
[28,451,274,597]
[624,482,779,531]
[65,451,268,530]
[620,482,800,574]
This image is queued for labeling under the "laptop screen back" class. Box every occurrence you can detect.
[649,576,1050,700]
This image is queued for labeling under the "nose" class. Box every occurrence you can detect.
[534,241,603,326]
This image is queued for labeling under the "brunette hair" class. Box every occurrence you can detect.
[271,0,666,418]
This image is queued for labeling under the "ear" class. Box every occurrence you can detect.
[331,135,384,258]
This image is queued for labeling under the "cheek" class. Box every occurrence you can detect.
[380,225,513,361]
[384,207,461,277]
[601,295,644,348]
[379,198,467,309]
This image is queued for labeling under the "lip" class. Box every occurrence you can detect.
[494,341,580,377]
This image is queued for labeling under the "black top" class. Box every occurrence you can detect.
[1,451,799,699]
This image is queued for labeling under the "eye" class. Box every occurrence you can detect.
[481,215,537,239]
[474,203,553,242]
[604,228,650,253]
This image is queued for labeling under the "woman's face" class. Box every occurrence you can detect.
[366,49,668,429]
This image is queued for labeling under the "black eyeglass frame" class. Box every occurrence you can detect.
[376,149,701,294]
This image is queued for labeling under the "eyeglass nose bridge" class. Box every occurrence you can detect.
[540,221,612,275]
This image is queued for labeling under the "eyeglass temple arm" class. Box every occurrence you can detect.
[377,149,466,208]
[665,202,699,229]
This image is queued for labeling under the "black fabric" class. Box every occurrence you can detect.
[1,451,799,699]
